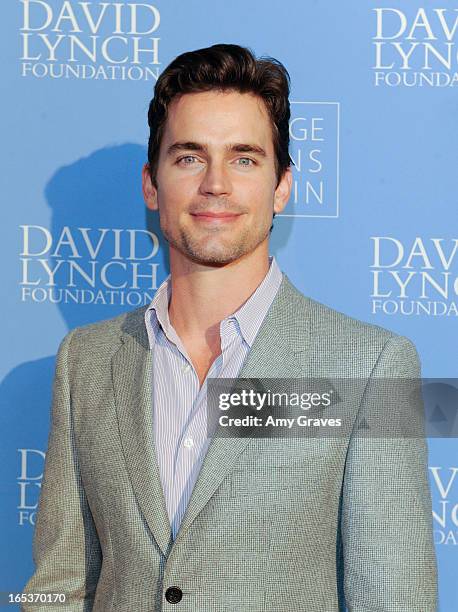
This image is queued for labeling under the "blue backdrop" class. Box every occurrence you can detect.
[1,1,457,609]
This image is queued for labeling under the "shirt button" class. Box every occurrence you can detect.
[182,364,191,373]
[183,437,194,449]
[165,586,183,604]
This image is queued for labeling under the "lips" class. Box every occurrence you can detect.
[190,211,242,220]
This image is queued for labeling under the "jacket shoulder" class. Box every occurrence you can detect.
[284,275,396,343]
[307,294,396,345]
[64,305,149,354]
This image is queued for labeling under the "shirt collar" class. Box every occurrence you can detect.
[228,256,282,347]
[145,256,283,349]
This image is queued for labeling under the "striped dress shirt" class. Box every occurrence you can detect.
[144,256,283,539]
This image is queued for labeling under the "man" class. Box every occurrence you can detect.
[24,44,437,611]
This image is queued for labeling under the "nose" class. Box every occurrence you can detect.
[198,160,232,197]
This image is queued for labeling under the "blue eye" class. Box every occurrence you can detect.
[237,158,254,166]
[177,155,198,165]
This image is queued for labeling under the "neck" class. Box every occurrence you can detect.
[168,240,270,340]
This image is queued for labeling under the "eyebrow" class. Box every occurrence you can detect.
[166,141,267,158]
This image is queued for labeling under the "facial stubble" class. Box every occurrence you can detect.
[160,212,273,266]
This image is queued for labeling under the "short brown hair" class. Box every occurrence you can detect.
[147,43,291,186]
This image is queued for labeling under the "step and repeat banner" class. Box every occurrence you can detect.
[1,0,457,609]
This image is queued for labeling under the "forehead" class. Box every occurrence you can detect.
[161,90,274,151]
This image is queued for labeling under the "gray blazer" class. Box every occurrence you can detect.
[23,274,438,611]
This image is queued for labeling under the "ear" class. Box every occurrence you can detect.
[142,163,158,211]
[273,167,292,214]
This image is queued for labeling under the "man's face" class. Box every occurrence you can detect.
[142,89,291,266]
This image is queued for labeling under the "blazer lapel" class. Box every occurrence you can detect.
[174,274,312,546]
[112,322,173,557]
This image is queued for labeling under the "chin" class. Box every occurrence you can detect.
[185,249,243,267]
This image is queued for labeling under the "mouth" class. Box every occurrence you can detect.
[190,211,243,223]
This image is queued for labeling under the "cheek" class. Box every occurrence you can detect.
[157,180,191,215]
[157,163,193,194]
[235,171,276,202]
[243,184,274,212]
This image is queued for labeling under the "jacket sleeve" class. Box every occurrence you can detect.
[22,329,102,612]
[341,335,438,611]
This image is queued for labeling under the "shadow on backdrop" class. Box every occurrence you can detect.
[47,143,169,329]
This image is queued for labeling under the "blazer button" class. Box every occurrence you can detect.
[165,586,183,604]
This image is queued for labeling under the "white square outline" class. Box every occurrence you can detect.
[278,101,340,219]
